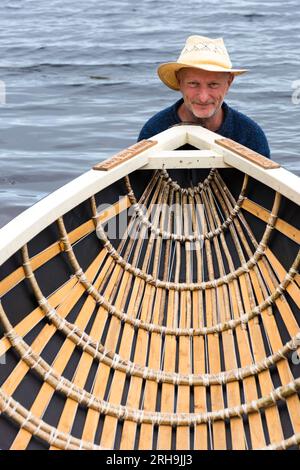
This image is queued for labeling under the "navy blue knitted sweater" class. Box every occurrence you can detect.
[138,98,270,158]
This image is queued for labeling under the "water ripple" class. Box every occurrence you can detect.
[0,0,299,227]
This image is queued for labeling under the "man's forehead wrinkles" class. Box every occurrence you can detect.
[179,69,228,81]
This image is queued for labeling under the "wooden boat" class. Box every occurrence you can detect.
[0,124,299,451]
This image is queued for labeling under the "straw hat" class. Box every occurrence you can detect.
[157,35,247,90]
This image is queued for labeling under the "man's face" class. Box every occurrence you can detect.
[177,68,234,120]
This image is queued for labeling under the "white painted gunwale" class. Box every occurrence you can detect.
[0,125,299,267]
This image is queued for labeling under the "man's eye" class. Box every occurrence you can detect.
[209,83,219,88]
[188,82,198,87]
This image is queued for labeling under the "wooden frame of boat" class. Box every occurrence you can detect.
[0,125,299,268]
[0,125,299,450]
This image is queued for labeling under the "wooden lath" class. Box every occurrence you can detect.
[215,138,280,169]
[241,198,300,244]
[93,140,157,171]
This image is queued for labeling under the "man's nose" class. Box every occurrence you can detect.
[196,88,210,103]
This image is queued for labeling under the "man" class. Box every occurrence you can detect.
[138,35,270,158]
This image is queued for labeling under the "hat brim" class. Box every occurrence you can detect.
[157,62,248,91]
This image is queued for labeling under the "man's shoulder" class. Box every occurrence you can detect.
[225,104,271,158]
[138,100,182,141]
[230,106,264,133]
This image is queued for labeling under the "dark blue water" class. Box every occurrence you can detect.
[0,0,299,227]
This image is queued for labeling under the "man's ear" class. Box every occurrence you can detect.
[175,70,182,87]
[228,73,234,87]
[224,73,234,95]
